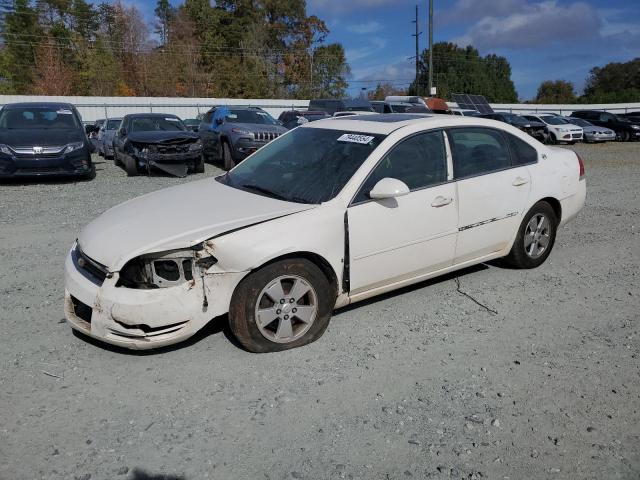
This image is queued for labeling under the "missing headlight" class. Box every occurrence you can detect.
[117,247,216,289]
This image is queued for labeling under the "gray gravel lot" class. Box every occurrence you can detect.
[1,143,639,480]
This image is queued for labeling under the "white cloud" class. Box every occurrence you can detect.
[347,21,382,35]
[450,1,602,50]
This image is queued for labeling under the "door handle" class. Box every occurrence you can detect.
[512,177,529,186]
[431,196,453,207]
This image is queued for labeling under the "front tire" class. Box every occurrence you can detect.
[229,259,334,353]
[503,201,558,269]
[124,155,138,176]
[222,141,235,170]
[618,130,630,142]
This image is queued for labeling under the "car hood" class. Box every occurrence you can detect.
[0,128,84,147]
[78,178,315,271]
[226,123,287,134]
[126,131,199,144]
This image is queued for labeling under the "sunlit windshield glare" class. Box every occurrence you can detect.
[130,117,186,132]
[541,116,568,125]
[0,107,79,129]
[219,127,386,204]
[226,110,278,125]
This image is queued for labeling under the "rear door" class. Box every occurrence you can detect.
[348,130,458,293]
[449,127,533,264]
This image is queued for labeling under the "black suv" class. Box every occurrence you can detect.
[570,110,640,142]
[479,112,547,142]
[0,102,95,180]
[308,98,375,115]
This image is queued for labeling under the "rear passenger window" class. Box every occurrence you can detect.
[354,131,447,203]
[507,134,538,166]
[449,128,511,178]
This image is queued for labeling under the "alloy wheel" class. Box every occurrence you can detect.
[254,275,318,344]
[524,214,551,259]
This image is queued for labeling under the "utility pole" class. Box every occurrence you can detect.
[411,5,422,95]
[428,0,434,96]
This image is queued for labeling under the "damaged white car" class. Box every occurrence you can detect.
[64,114,586,352]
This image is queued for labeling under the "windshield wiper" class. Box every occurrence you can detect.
[240,184,289,201]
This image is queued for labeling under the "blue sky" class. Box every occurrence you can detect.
[134,0,640,100]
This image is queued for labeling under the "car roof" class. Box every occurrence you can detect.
[302,113,516,135]
[125,113,181,118]
[1,102,75,109]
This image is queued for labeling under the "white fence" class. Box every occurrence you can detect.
[0,95,309,122]
[0,95,639,122]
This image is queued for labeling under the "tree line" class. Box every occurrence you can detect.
[0,0,350,99]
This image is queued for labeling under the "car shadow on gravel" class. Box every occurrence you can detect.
[70,314,240,355]
[334,263,490,315]
[127,468,185,480]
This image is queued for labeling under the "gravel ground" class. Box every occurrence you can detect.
[1,143,638,480]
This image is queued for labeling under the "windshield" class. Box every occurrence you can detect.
[129,116,186,132]
[568,118,591,127]
[0,106,79,130]
[540,116,568,125]
[219,127,386,204]
[226,109,278,125]
[502,113,527,123]
[344,105,375,112]
[106,119,122,130]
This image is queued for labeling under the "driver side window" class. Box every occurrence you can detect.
[354,130,448,204]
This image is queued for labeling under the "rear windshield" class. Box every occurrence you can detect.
[0,106,80,130]
[129,116,186,132]
[226,110,278,125]
[106,119,122,130]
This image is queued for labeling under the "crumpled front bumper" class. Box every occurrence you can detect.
[63,247,246,350]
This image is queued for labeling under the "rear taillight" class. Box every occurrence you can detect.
[577,153,585,179]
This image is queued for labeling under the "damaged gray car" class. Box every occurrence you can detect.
[112,113,205,177]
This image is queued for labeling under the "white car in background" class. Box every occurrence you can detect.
[64,114,586,352]
[332,111,378,117]
[523,114,583,144]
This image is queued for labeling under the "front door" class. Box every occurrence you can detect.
[347,130,458,293]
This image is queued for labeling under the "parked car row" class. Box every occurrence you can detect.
[1,99,638,182]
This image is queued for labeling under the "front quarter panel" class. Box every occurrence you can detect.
[208,203,346,297]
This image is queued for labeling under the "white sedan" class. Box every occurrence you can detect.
[523,114,583,144]
[64,114,586,352]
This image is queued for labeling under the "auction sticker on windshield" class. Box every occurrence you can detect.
[337,134,375,145]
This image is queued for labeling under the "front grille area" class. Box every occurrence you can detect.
[74,245,108,285]
[254,132,280,141]
[572,133,582,139]
[70,295,92,324]
[154,144,191,155]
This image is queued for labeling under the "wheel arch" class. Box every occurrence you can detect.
[252,251,340,297]
[537,196,562,222]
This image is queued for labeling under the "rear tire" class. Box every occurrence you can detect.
[82,165,96,181]
[222,141,235,170]
[503,201,558,269]
[229,259,334,353]
[124,156,138,176]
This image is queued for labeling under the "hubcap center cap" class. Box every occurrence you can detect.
[282,303,293,314]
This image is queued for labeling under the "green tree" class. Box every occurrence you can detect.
[1,0,43,93]
[312,43,349,98]
[408,42,518,102]
[534,80,577,103]
[154,0,175,45]
[582,58,640,103]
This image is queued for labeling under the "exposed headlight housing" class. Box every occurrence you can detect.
[65,142,84,153]
[117,247,217,289]
[188,141,203,151]
[558,128,570,132]
[0,144,12,155]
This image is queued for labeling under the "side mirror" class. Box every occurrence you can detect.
[119,127,127,136]
[369,177,410,200]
